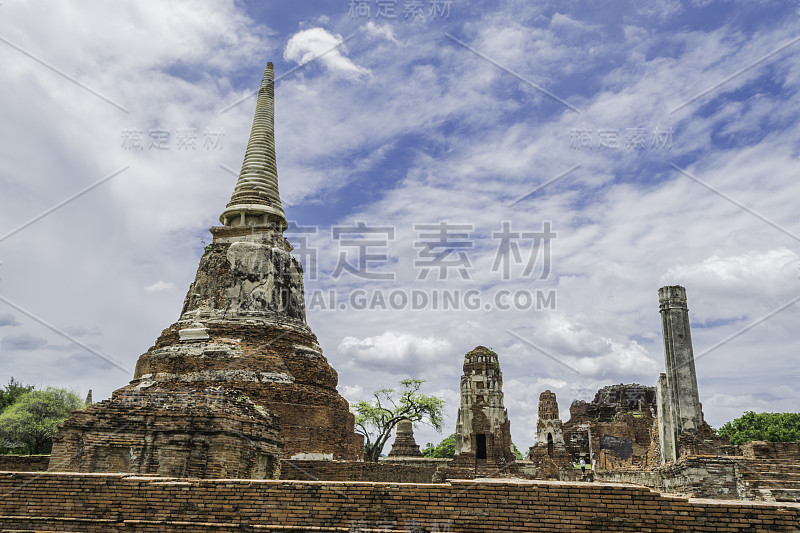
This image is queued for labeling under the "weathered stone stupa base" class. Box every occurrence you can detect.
[49,386,282,479]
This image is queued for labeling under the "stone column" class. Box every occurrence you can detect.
[657,285,703,462]
[656,373,675,463]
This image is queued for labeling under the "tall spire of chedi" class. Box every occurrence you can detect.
[49,62,364,476]
[220,62,287,230]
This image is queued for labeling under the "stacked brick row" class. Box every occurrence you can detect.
[0,455,49,472]
[1,472,799,532]
[279,459,443,483]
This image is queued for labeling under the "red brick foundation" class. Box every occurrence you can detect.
[1,471,799,532]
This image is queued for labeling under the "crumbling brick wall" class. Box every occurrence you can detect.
[563,384,658,469]
[49,387,283,479]
[0,455,49,472]
[742,441,800,460]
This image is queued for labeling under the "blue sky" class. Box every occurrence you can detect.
[1,0,799,450]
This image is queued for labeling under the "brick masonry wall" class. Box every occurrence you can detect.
[280,459,446,483]
[743,441,800,460]
[596,456,748,500]
[1,472,799,532]
[0,455,49,472]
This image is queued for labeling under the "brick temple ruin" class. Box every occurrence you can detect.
[2,61,799,531]
[451,346,516,474]
[529,383,661,475]
[49,62,362,478]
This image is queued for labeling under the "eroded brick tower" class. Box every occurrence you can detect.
[528,390,570,478]
[49,63,363,477]
[452,346,516,472]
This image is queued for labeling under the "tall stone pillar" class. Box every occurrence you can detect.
[656,285,703,463]
[656,373,675,463]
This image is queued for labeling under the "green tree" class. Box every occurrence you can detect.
[717,411,800,445]
[511,443,524,460]
[352,379,445,462]
[0,387,84,454]
[0,377,34,413]
[423,433,456,458]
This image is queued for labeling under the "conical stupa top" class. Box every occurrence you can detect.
[219,62,287,230]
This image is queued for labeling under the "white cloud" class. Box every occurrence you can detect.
[362,22,399,44]
[337,331,452,371]
[284,28,370,79]
[662,248,799,290]
[145,280,177,293]
[338,384,365,402]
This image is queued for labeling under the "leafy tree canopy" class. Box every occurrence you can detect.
[423,433,456,458]
[0,377,34,413]
[0,387,84,454]
[717,411,800,445]
[511,442,524,460]
[352,378,445,462]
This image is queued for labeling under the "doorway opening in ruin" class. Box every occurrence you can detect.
[475,434,487,460]
[547,433,554,457]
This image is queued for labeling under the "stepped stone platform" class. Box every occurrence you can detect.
[738,458,800,503]
[1,471,799,532]
[595,441,800,502]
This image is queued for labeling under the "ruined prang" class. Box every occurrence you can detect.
[49,62,363,477]
[452,346,515,471]
[528,390,571,478]
[534,390,567,456]
[656,285,703,463]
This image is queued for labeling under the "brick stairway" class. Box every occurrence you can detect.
[737,458,800,502]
